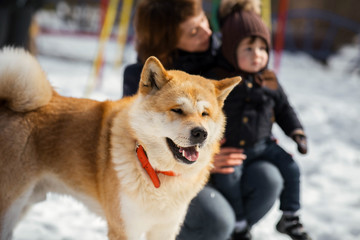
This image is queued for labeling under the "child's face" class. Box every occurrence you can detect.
[236,37,268,73]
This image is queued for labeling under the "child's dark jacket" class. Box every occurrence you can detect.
[206,55,304,149]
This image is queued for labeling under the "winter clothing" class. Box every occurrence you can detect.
[231,226,252,240]
[221,9,271,71]
[122,35,219,97]
[293,134,308,154]
[209,56,307,233]
[212,138,302,220]
[207,55,305,149]
[206,6,309,237]
[276,214,312,240]
[208,53,306,218]
[177,161,283,240]
[124,32,284,240]
[176,185,235,240]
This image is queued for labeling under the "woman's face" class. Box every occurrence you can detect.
[176,11,212,52]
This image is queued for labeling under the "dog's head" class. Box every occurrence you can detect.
[129,57,241,175]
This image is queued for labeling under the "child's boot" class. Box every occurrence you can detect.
[232,220,251,240]
[231,227,251,240]
[276,214,312,240]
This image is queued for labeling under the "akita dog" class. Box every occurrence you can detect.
[0,47,240,240]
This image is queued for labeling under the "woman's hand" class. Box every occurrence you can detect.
[211,147,246,174]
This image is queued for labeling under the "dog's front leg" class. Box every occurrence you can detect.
[107,225,128,240]
[146,222,181,240]
[107,219,145,240]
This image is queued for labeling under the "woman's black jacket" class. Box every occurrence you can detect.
[122,36,219,97]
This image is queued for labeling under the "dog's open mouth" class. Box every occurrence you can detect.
[166,138,199,164]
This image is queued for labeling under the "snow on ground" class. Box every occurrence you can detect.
[11,34,360,240]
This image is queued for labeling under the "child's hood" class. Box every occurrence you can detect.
[221,10,271,70]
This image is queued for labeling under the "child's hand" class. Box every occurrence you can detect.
[293,134,308,154]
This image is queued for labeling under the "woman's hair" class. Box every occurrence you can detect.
[134,0,202,67]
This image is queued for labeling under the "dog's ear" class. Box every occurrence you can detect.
[214,76,242,106]
[139,56,170,95]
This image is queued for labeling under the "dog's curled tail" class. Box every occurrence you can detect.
[0,47,52,112]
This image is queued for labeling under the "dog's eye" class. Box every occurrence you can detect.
[202,112,209,117]
[171,108,183,114]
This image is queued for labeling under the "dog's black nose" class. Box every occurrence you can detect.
[191,127,208,144]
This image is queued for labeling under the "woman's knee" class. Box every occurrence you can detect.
[177,186,235,240]
[200,187,235,238]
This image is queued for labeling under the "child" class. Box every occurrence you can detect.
[208,7,312,240]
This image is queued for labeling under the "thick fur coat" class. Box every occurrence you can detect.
[0,48,240,240]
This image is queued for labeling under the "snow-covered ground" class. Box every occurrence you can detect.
[11,33,360,240]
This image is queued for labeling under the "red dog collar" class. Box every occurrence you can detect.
[136,144,177,188]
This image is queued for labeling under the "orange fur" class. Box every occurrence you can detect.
[0,48,240,240]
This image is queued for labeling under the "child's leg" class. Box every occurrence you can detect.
[262,142,312,240]
[241,161,283,226]
[212,165,245,221]
[262,142,301,212]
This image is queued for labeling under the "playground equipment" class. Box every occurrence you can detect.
[35,0,359,96]
[84,0,133,97]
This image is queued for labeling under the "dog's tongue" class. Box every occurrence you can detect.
[180,146,199,162]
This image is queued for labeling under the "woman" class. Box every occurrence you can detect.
[123,1,283,239]
[123,0,216,97]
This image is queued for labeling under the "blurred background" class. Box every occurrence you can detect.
[1,1,359,240]
[2,0,359,69]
